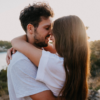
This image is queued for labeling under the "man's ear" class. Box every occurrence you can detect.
[27,24,34,34]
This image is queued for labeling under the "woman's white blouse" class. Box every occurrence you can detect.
[36,50,66,96]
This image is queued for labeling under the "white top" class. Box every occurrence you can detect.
[36,50,66,96]
[7,51,49,100]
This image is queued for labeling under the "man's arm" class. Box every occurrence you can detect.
[30,90,56,100]
[30,91,65,100]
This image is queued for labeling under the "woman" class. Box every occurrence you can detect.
[7,15,90,100]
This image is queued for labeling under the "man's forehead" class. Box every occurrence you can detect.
[39,17,52,26]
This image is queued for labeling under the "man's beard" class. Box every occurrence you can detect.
[33,29,50,48]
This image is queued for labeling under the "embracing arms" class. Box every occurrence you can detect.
[6,42,56,65]
[10,35,56,67]
[11,35,42,67]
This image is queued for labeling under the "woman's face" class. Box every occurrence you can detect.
[50,32,55,49]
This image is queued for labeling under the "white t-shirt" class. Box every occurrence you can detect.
[36,50,66,96]
[7,51,49,100]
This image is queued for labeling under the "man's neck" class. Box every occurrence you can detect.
[27,37,43,50]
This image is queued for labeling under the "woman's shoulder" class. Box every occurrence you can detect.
[42,50,65,74]
[42,50,64,61]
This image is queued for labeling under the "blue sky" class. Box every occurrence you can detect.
[0,0,100,41]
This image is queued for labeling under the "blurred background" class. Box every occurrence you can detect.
[0,0,100,100]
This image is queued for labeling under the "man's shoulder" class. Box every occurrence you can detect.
[8,51,37,74]
[13,51,29,60]
[10,51,31,63]
[9,51,36,68]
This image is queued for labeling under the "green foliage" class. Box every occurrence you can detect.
[94,85,100,91]
[0,40,12,49]
[0,69,8,96]
[90,40,100,77]
[0,69,7,82]
[95,59,100,66]
[89,86,93,90]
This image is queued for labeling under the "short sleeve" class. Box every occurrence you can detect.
[36,50,50,82]
[36,50,65,96]
[11,59,49,98]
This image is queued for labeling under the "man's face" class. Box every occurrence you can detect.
[28,17,52,48]
[33,17,52,48]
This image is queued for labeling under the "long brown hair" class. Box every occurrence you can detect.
[52,15,90,100]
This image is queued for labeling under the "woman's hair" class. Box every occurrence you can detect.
[52,15,90,100]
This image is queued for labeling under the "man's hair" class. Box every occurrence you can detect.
[19,2,54,32]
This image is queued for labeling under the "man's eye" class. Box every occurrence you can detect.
[45,28,49,30]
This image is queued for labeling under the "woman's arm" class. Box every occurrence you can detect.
[11,35,42,67]
[43,43,56,54]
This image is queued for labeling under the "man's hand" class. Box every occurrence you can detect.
[6,47,16,65]
[30,90,56,100]
[30,90,65,100]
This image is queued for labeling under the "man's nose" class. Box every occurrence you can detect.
[49,30,52,35]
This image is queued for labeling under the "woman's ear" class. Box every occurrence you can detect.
[27,24,34,34]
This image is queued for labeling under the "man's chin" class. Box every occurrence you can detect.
[42,43,48,47]
[34,42,48,48]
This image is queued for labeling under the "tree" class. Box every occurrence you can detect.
[0,41,12,49]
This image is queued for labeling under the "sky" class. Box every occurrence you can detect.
[0,0,100,41]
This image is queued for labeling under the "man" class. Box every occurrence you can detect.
[7,2,56,100]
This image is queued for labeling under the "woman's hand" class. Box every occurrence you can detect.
[6,47,16,65]
[43,43,56,54]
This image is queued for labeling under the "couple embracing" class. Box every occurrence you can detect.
[6,2,90,100]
